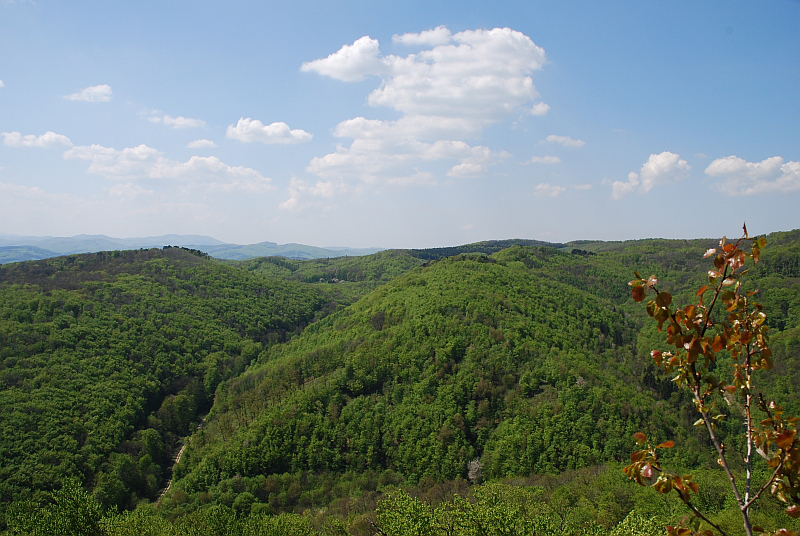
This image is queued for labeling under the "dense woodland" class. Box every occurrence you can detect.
[1,231,799,535]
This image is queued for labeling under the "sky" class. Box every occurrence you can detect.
[1,1,798,248]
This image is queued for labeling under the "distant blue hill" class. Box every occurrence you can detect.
[0,234,383,264]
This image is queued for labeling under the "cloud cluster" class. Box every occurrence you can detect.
[296,27,548,208]
[528,155,561,165]
[611,152,691,199]
[149,115,205,128]
[64,84,113,102]
[63,143,273,193]
[534,183,566,197]
[226,118,312,144]
[278,177,339,212]
[545,135,585,148]
[705,155,800,195]
[2,131,72,148]
[392,26,453,47]
[186,139,218,149]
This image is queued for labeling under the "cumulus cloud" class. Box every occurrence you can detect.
[528,155,560,165]
[530,102,550,116]
[292,27,547,208]
[304,27,546,125]
[392,26,453,47]
[545,134,585,148]
[301,36,387,82]
[2,131,72,148]
[226,118,312,144]
[534,183,566,197]
[705,155,800,195]
[63,143,273,192]
[611,151,691,199]
[306,130,506,183]
[64,84,112,102]
[447,162,487,178]
[149,115,205,128]
[186,139,218,149]
[279,177,340,212]
[0,80,4,88]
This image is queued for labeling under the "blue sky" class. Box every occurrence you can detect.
[1,1,798,248]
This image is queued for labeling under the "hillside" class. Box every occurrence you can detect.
[0,247,328,520]
[164,247,677,516]
[1,231,799,534]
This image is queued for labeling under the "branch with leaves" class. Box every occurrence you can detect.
[624,225,800,536]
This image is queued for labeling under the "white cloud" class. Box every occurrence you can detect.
[570,184,592,190]
[392,26,453,47]
[294,27,546,207]
[447,162,486,178]
[611,151,690,199]
[306,129,506,183]
[2,131,72,148]
[301,36,387,82]
[705,155,800,195]
[528,155,560,165]
[226,118,312,144]
[534,182,566,197]
[304,27,546,125]
[186,139,218,149]
[63,143,273,192]
[279,177,340,212]
[610,172,641,199]
[149,115,205,128]
[530,102,550,116]
[0,80,4,88]
[545,134,585,148]
[64,84,112,102]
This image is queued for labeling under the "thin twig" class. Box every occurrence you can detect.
[686,500,728,536]
[744,461,784,511]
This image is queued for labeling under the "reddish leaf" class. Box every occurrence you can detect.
[776,430,796,450]
[703,249,716,258]
[632,285,646,302]
[656,441,674,449]
[787,505,800,519]
[633,432,647,445]
[695,285,709,296]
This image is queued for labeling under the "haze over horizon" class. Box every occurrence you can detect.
[1,1,798,249]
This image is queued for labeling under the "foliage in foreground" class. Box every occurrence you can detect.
[7,466,800,536]
[626,229,800,536]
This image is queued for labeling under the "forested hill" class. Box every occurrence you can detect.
[167,247,673,513]
[1,232,799,534]
[0,247,329,521]
[162,232,800,518]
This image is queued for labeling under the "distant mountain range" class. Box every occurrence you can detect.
[0,234,384,264]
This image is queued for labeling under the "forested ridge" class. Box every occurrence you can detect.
[1,231,799,535]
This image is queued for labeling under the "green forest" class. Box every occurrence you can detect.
[1,231,799,535]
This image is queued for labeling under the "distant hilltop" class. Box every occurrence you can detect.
[0,234,384,264]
